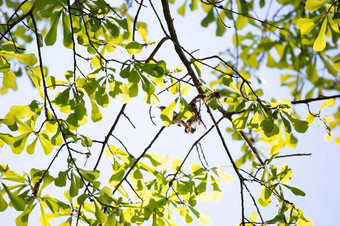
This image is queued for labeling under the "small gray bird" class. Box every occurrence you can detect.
[158,106,196,133]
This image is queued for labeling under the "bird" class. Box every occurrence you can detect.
[158,106,196,133]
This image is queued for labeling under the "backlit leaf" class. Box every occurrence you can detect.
[305,0,329,11]
[313,18,327,52]
[90,98,102,122]
[3,71,17,90]
[160,99,177,127]
[198,214,211,226]
[126,41,143,55]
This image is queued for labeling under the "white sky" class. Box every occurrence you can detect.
[1,1,340,225]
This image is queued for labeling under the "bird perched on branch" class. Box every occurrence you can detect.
[158,106,196,133]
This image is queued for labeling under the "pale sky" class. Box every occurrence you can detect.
[1,1,340,225]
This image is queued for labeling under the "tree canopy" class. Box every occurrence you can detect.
[0,0,340,225]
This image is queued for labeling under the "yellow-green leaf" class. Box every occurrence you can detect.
[126,41,143,55]
[12,133,30,154]
[3,71,17,90]
[297,18,316,34]
[95,201,108,223]
[0,192,8,212]
[39,133,53,155]
[137,23,147,42]
[2,183,26,211]
[20,1,34,14]
[334,59,340,70]
[258,188,271,207]
[39,202,49,226]
[90,99,102,122]
[26,138,38,155]
[27,66,45,98]
[313,18,327,52]
[171,158,183,171]
[0,51,37,66]
[160,100,177,127]
[305,0,329,11]
[46,76,67,90]
[177,0,187,16]
[296,217,313,226]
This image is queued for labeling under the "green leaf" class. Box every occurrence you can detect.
[284,114,309,133]
[232,106,251,130]
[95,201,108,223]
[77,193,89,206]
[79,168,100,183]
[333,12,340,23]
[144,153,162,167]
[305,0,329,11]
[62,12,73,48]
[113,18,128,30]
[216,13,227,36]
[260,117,274,133]
[0,192,8,212]
[313,18,327,52]
[106,20,120,38]
[126,41,143,55]
[16,205,35,226]
[55,170,69,187]
[69,173,78,197]
[2,183,26,211]
[128,69,140,83]
[137,61,167,78]
[319,54,338,76]
[90,98,102,122]
[120,65,130,79]
[201,8,215,27]
[45,11,62,46]
[282,184,306,196]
